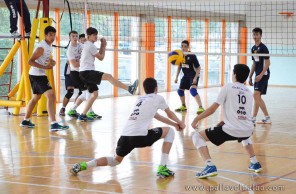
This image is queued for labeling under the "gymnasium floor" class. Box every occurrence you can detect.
[0,86,295,193]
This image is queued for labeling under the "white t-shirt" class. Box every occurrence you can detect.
[216,82,254,137]
[79,41,98,71]
[67,42,83,72]
[29,40,52,76]
[121,93,169,136]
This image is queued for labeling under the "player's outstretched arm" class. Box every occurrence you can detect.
[154,113,184,131]
[191,102,219,129]
[164,108,185,130]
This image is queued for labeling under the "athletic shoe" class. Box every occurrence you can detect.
[248,162,262,173]
[67,109,80,118]
[11,31,20,37]
[77,114,94,122]
[59,108,65,116]
[175,105,187,112]
[128,80,139,95]
[87,111,102,119]
[257,117,272,124]
[70,162,87,176]
[20,120,35,128]
[25,31,31,37]
[50,123,69,132]
[157,165,175,178]
[196,165,218,179]
[197,107,205,114]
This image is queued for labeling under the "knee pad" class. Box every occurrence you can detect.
[241,138,252,146]
[177,89,184,97]
[78,90,87,101]
[65,89,74,99]
[192,132,207,149]
[106,156,120,167]
[190,88,198,97]
[164,127,175,143]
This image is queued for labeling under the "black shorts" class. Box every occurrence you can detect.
[254,75,269,95]
[116,127,163,157]
[65,74,76,89]
[180,76,199,90]
[29,75,52,94]
[205,126,249,146]
[79,70,104,93]
[70,71,87,91]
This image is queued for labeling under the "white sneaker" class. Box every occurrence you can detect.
[257,117,271,124]
[11,31,20,37]
[25,31,31,37]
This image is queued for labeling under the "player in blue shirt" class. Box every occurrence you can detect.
[174,40,204,114]
[249,28,271,125]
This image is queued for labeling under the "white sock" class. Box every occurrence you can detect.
[24,118,30,121]
[86,159,97,168]
[71,104,78,110]
[50,121,57,125]
[160,153,169,166]
[205,159,215,166]
[89,107,93,112]
[250,156,258,164]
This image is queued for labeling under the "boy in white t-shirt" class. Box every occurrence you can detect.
[20,26,69,132]
[77,27,139,122]
[191,64,262,179]
[59,31,101,120]
[70,78,186,178]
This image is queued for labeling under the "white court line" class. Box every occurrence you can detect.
[0,180,121,193]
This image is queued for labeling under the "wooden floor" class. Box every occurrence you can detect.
[0,86,295,194]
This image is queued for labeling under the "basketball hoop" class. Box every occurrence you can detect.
[279,12,294,19]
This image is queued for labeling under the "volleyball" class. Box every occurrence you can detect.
[168,50,185,66]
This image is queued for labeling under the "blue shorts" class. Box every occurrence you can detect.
[254,75,269,95]
[180,76,199,90]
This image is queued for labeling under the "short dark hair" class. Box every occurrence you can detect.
[44,26,56,35]
[252,27,262,35]
[79,33,85,39]
[86,27,98,36]
[143,78,157,94]
[181,40,189,46]
[233,64,250,83]
[69,30,78,36]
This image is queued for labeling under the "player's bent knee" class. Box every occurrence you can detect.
[177,89,184,97]
[164,127,175,143]
[192,132,207,149]
[65,89,74,99]
[78,91,87,101]
[190,88,198,97]
[241,137,252,146]
[106,156,120,167]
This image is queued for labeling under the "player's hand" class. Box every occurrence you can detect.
[100,38,107,47]
[249,77,253,86]
[174,78,178,84]
[44,64,53,69]
[255,74,263,82]
[49,58,56,66]
[178,122,186,130]
[192,78,197,84]
[216,121,225,127]
[191,120,198,130]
